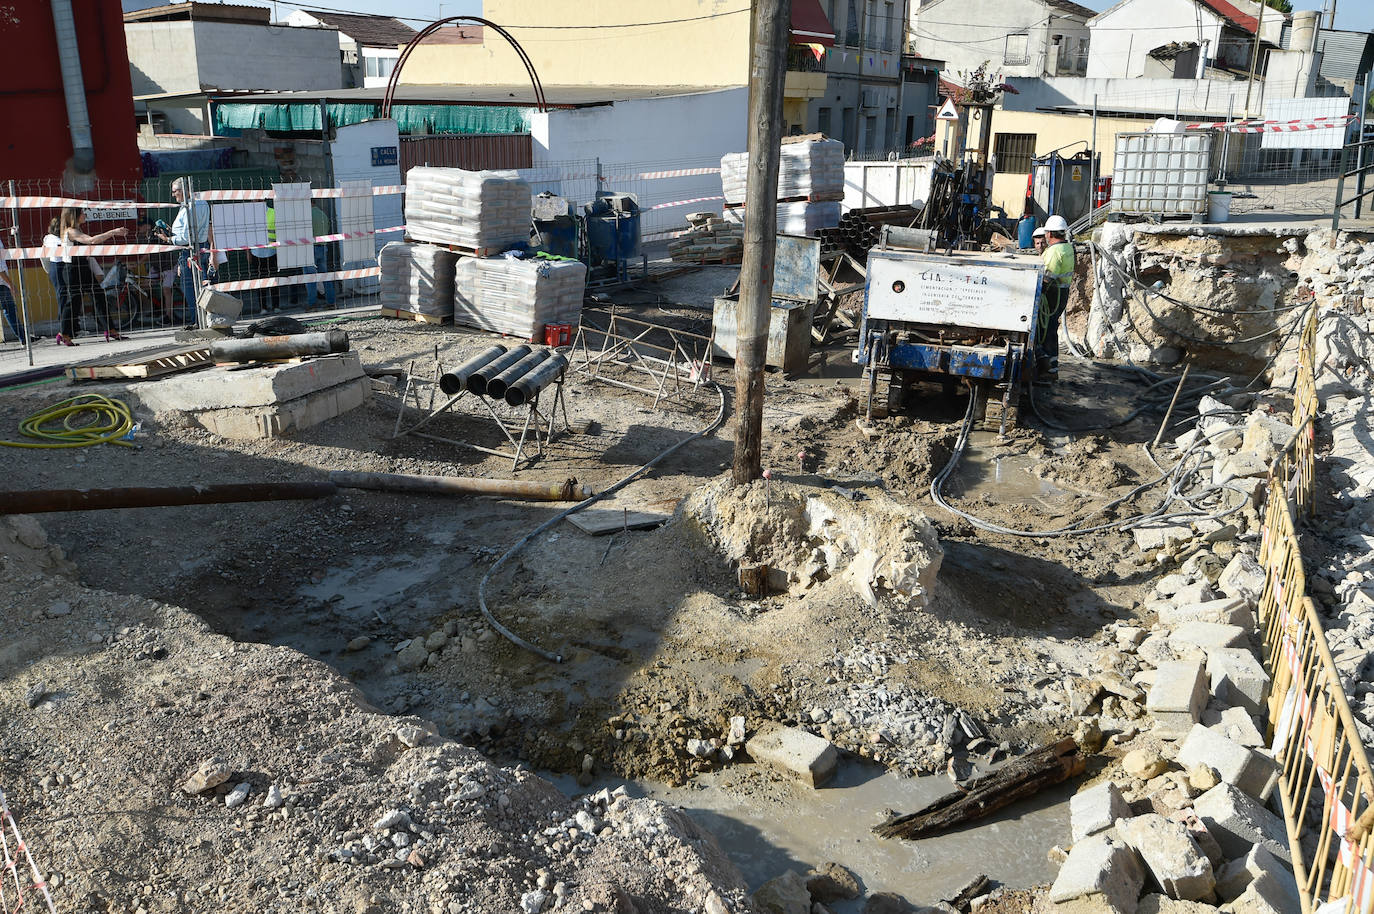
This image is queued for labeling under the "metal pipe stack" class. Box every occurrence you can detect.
[466,345,532,396]
[504,352,569,406]
[439,345,508,395]
[485,349,551,401]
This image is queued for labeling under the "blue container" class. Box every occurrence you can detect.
[584,194,642,266]
[533,217,578,259]
[1018,216,1036,249]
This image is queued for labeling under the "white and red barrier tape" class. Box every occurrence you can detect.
[1185,115,1356,133]
[6,227,406,261]
[648,195,725,211]
[207,265,380,293]
[0,186,405,210]
[1266,556,1374,914]
[0,789,57,914]
[602,167,723,182]
[212,225,405,255]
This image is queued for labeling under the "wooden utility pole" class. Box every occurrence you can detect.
[732,0,790,485]
[1243,0,1267,118]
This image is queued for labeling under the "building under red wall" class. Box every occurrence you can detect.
[1,0,141,189]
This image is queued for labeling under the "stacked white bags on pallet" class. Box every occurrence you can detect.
[720,137,845,205]
[723,201,841,234]
[404,166,532,251]
[453,257,587,339]
[379,241,458,318]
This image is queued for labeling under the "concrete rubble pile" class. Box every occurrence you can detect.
[404,166,532,251]
[668,212,744,264]
[379,241,459,320]
[1040,393,1306,914]
[1298,298,1374,744]
[1086,226,1374,372]
[720,136,844,235]
[452,256,587,340]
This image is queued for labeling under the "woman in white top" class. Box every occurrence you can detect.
[56,207,127,346]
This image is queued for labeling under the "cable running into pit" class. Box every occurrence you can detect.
[477,381,728,662]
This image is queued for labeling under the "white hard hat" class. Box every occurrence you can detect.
[1044,214,1069,233]
[1032,227,1046,237]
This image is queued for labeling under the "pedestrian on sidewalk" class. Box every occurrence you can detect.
[0,239,30,346]
[57,207,126,346]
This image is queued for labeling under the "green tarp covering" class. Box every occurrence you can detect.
[214,102,530,136]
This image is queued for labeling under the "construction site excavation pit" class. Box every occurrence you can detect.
[2,235,1340,913]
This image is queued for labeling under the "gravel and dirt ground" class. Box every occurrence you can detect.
[0,268,1214,913]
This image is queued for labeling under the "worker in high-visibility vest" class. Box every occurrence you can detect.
[1037,214,1075,382]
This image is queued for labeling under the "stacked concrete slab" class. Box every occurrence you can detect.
[378,242,458,320]
[452,257,587,340]
[404,166,531,251]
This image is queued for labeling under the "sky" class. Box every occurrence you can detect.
[266,0,1372,32]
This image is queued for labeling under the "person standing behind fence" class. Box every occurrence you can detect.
[0,239,30,346]
[57,207,125,346]
[168,176,210,325]
[42,218,65,313]
[306,203,336,311]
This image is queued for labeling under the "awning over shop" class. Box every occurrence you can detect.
[213,101,531,136]
[790,0,835,47]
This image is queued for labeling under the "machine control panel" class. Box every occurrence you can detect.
[865,250,1042,334]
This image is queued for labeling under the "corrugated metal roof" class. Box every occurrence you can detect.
[1197,0,1257,36]
[1316,28,1374,83]
[1043,0,1097,20]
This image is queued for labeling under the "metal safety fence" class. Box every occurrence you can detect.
[0,788,57,914]
[1259,305,1374,914]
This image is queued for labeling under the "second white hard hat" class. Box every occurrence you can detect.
[1044,214,1069,233]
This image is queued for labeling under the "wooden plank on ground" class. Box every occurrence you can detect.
[566,507,673,536]
[65,343,214,382]
[380,307,449,325]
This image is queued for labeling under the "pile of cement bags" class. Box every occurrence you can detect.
[404,167,531,251]
[720,137,845,205]
[453,257,587,339]
[379,242,458,319]
[724,201,842,236]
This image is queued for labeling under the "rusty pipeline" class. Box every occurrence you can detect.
[0,482,340,514]
[330,471,591,501]
[211,330,350,363]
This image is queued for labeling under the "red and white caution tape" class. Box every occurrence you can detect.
[0,186,405,210]
[212,225,405,254]
[0,789,57,914]
[648,195,724,211]
[1185,115,1355,133]
[603,167,723,182]
[7,242,184,261]
[207,265,380,293]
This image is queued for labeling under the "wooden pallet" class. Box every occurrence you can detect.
[380,307,450,326]
[65,343,214,382]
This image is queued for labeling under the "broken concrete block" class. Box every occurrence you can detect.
[1071,781,1132,842]
[1215,845,1295,903]
[1145,661,1208,738]
[1133,523,1193,553]
[1205,648,1270,716]
[1226,871,1297,914]
[1170,581,1218,606]
[1167,622,1247,660]
[751,870,811,914]
[746,725,838,787]
[1212,453,1268,486]
[1123,747,1168,780]
[1137,634,1178,669]
[1136,894,1218,913]
[1203,705,1265,748]
[1048,834,1145,913]
[1176,724,1279,801]
[1117,813,1216,902]
[1158,598,1251,628]
[1218,553,1265,605]
[1168,808,1224,871]
[1193,783,1290,864]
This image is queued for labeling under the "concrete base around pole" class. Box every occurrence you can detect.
[130,353,370,439]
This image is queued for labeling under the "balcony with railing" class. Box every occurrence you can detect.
[786,44,828,98]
